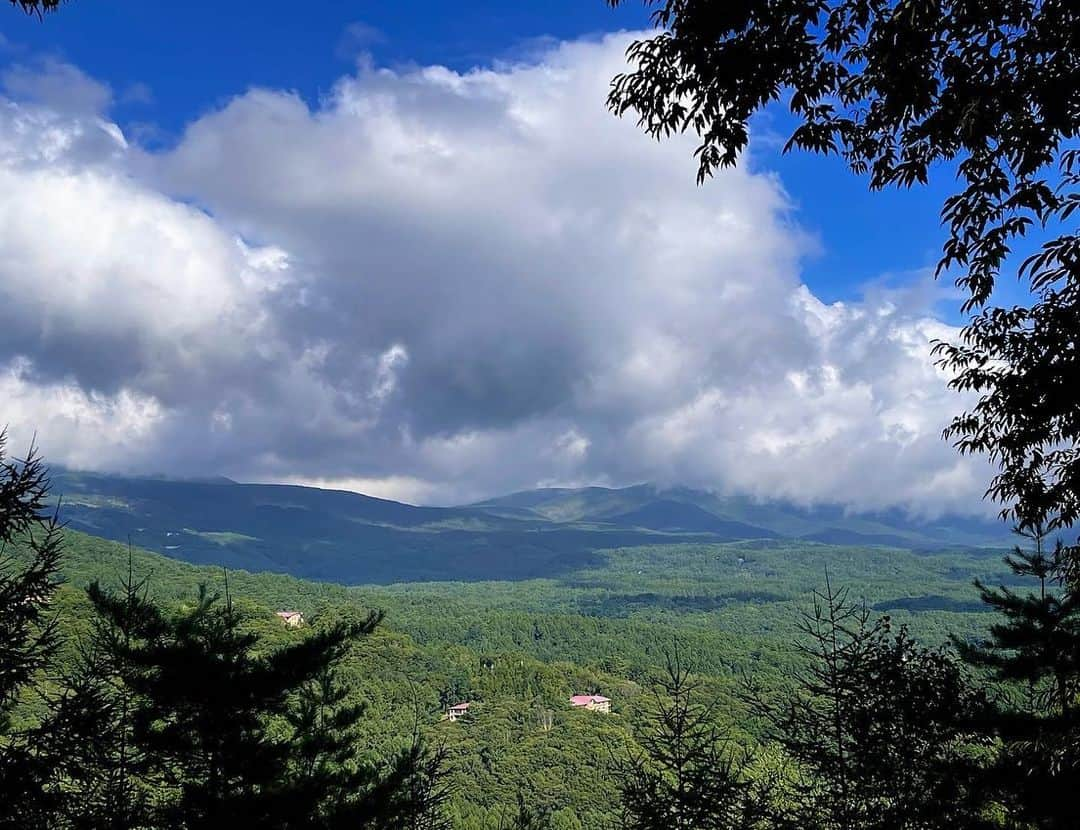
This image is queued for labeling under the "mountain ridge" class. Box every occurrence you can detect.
[471,483,1007,546]
[50,470,1011,585]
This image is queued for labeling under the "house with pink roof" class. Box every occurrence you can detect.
[445,701,471,722]
[275,610,305,628]
[570,694,611,713]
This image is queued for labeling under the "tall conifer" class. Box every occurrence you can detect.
[958,525,1080,828]
[0,433,63,829]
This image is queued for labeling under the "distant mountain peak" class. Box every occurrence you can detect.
[49,470,1011,586]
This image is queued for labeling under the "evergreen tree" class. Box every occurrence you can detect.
[286,662,375,824]
[746,578,985,830]
[83,575,449,830]
[0,433,61,714]
[0,433,64,829]
[283,609,451,829]
[36,641,153,830]
[618,643,769,830]
[957,525,1080,828]
[363,738,451,830]
[496,793,550,830]
[33,553,155,830]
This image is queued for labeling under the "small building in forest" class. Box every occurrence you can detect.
[275,610,305,628]
[570,694,611,713]
[445,702,471,722]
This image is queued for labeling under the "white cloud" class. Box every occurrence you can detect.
[0,39,989,515]
[2,58,112,115]
[0,357,164,469]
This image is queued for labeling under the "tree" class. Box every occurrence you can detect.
[606,0,1080,538]
[746,579,986,829]
[284,612,451,830]
[956,524,1080,829]
[497,793,551,830]
[0,432,64,828]
[31,556,155,830]
[617,643,769,830]
[83,576,449,830]
[0,433,61,716]
[8,0,66,14]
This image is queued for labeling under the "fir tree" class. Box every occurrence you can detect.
[0,433,61,717]
[497,793,550,830]
[0,433,64,829]
[34,552,155,830]
[618,643,769,830]
[360,737,451,830]
[747,578,985,830]
[282,608,451,828]
[957,524,1080,828]
[82,573,449,830]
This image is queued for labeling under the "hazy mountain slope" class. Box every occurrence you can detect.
[471,485,660,523]
[51,471,708,583]
[606,499,779,539]
[50,472,1010,586]
[474,485,1011,548]
[57,471,504,530]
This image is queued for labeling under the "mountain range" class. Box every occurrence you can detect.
[51,470,1011,584]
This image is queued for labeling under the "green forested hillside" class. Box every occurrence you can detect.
[30,532,640,828]
[20,525,1018,829]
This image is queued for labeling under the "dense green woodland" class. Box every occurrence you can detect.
[2,448,1049,829]
[6,525,1030,828]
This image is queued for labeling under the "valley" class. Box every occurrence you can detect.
[27,488,1019,828]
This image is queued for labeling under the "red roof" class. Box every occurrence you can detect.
[448,702,470,711]
[570,695,610,706]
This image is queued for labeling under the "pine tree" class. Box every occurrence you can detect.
[957,524,1080,828]
[34,553,155,830]
[83,574,449,830]
[497,793,550,830]
[618,643,769,830]
[0,433,61,717]
[747,578,985,830]
[282,608,451,829]
[358,738,451,830]
[0,433,64,829]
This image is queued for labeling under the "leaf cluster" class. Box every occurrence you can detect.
[609,0,1080,539]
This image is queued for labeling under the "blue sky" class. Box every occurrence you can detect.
[0,1,1007,511]
[4,0,970,311]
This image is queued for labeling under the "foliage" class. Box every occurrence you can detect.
[607,0,1080,540]
[496,793,550,830]
[0,434,61,717]
[7,0,65,14]
[7,518,1036,828]
[15,530,642,829]
[1,461,449,830]
[745,578,986,829]
[0,433,64,828]
[71,574,447,830]
[617,643,770,830]
[31,558,155,829]
[957,525,1080,829]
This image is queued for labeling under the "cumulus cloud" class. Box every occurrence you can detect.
[2,57,112,115]
[0,36,988,514]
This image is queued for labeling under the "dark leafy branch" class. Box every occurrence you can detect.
[607,0,1080,535]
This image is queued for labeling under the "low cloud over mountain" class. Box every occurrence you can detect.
[0,34,986,515]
